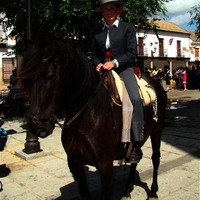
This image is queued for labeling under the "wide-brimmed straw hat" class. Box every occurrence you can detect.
[95,0,124,12]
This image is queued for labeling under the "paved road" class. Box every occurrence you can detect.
[0,88,200,200]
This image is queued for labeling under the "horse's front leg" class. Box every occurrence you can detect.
[97,160,113,200]
[121,163,137,200]
[68,157,90,200]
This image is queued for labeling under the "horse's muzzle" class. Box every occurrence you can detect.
[36,128,50,138]
[27,115,55,138]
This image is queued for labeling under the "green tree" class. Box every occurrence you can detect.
[189,3,200,40]
[0,0,171,54]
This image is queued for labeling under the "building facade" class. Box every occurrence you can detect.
[135,20,199,72]
[0,20,199,90]
[189,30,200,66]
[0,25,16,90]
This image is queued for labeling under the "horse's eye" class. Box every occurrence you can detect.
[46,74,55,81]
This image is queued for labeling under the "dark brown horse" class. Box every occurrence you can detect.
[18,31,167,200]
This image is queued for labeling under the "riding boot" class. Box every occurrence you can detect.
[127,141,143,163]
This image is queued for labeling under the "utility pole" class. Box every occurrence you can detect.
[27,0,32,40]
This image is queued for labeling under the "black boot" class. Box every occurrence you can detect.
[127,142,143,163]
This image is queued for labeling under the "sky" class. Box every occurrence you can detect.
[159,0,199,31]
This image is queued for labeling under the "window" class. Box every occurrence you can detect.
[159,39,164,56]
[138,37,144,56]
[2,58,16,81]
[177,41,181,57]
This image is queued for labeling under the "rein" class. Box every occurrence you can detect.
[56,70,107,129]
[28,59,107,130]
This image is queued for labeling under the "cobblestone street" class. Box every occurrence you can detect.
[0,88,199,200]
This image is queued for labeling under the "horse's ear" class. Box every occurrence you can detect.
[37,30,55,57]
[38,30,53,46]
[18,32,32,51]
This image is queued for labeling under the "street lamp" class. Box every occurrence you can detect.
[23,0,41,154]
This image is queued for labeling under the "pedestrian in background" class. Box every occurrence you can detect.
[156,68,164,86]
[150,66,158,79]
[165,67,172,90]
[8,69,17,90]
[182,67,187,91]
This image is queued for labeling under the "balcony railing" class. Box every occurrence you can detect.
[137,48,190,58]
[164,49,168,57]
[143,48,148,56]
[176,51,185,57]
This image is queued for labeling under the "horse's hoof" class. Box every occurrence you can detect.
[121,197,131,200]
[0,181,3,192]
[148,192,158,200]
[148,197,158,200]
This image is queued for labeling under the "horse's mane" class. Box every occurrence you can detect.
[18,31,99,106]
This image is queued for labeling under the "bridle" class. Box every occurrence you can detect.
[27,63,107,130]
[27,62,61,127]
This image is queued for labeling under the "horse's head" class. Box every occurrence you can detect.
[23,58,61,138]
[18,31,97,138]
[18,31,68,138]
[26,62,60,138]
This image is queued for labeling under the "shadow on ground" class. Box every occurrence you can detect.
[163,99,200,158]
[0,164,11,178]
[54,166,152,200]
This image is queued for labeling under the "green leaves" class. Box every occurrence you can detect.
[0,0,172,54]
[189,4,200,40]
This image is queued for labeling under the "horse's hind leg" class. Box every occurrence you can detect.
[121,163,137,200]
[149,132,161,199]
[68,157,90,200]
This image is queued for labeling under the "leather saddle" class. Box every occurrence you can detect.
[105,67,156,107]
[105,71,122,107]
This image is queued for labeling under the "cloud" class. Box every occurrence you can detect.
[158,0,198,29]
[169,13,191,25]
[165,0,197,16]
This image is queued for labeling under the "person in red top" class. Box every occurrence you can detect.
[182,67,187,91]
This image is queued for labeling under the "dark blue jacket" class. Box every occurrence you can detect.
[91,21,137,73]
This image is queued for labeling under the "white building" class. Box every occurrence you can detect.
[135,20,199,71]
[189,30,200,66]
[0,20,199,90]
[0,24,16,90]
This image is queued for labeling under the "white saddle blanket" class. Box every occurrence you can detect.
[111,70,156,142]
[111,70,156,106]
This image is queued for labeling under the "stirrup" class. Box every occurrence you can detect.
[126,147,143,163]
[153,115,158,122]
